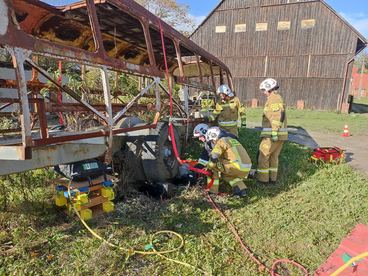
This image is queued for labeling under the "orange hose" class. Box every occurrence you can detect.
[158,17,307,276]
[207,192,308,276]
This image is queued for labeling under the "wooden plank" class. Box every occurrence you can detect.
[80,195,109,210]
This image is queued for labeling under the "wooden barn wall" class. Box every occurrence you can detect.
[191,2,357,57]
[191,0,361,110]
[233,77,344,111]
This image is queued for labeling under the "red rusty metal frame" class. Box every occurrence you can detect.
[1,0,230,84]
[0,0,231,162]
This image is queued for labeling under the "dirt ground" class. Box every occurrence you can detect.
[288,129,368,177]
[247,121,368,177]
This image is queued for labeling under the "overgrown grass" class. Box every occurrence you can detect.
[1,129,368,275]
[246,108,368,135]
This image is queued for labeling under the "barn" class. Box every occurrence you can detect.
[190,0,367,111]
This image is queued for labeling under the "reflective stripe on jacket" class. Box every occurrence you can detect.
[210,137,252,174]
[261,92,288,140]
[210,96,246,127]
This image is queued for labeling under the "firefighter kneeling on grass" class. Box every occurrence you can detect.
[193,123,238,169]
[205,127,252,197]
[257,78,288,184]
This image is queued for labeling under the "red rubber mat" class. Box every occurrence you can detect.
[315,224,368,275]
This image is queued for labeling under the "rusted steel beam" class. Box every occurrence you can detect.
[100,66,114,162]
[10,48,32,159]
[142,20,157,67]
[1,0,230,91]
[35,97,48,139]
[219,68,224,85]
[210,61,216,89]
[174,39,184,77]
[0,79,46,89]
[25,57,108,122]
[176,76,214,91]
[0,128,22,134]
[195,54,203,83]
[113,78,158,124]
[154,81,161,112]
[31,123,157,147]
[158,82,186,117]
[44,102,146,113]
[86,0,106,56]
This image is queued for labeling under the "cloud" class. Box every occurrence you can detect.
[339,12,368,38]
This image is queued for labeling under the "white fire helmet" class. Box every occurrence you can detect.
[193,123,209,138]
[259,78,278,92]
[205,127,221,143]
[216,84,234,97]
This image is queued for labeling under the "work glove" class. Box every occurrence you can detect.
[271,131,279,142]
[241,120,246,127]
[207,161,216,169]
[209,154,219,163]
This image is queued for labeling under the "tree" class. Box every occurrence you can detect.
[135,0,195,36]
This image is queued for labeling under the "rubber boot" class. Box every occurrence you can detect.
[232,186,247,197]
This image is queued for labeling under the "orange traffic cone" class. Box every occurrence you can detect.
[342,125,350,137]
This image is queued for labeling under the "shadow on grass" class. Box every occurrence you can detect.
[1,127,323,239]
[223,128,321,209]
[7,200,72,229]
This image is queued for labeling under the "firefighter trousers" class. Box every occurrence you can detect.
[207,162,249,194]
[257,138,284,183]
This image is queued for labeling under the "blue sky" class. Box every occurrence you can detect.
[43,0,368,37]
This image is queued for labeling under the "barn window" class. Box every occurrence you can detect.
[256,23,268,32]
[301,19,316,29]
[235,24,246,33]
[277,21,291,31]
[215,26,227,33]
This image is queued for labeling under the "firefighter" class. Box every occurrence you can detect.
[209,84,246,136]
[206,127,252,197]
[193,123,239,169]
[257,78,288,184]
[193,123,211,168]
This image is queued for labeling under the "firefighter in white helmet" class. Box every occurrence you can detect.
[209,84,246,137]
[193,123,238,169]
[193,123,211,168]
[205,127,252,197]
[257,78,288,184]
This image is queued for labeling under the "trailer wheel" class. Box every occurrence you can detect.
[141,122,181,182]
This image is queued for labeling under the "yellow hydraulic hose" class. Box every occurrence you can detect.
[67,181,209,275]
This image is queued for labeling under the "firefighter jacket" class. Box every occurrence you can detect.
[197,129,239,167]
[261,92,288,140]
[208,137,252,176]
[209,96,246,129]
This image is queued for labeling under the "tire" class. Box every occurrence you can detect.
[113,117,146,184]
[113,119,182,184]
[141,122,181,182]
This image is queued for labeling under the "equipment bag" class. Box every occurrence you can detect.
[54,159,111,182]
[311,147,345,164]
